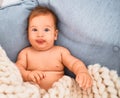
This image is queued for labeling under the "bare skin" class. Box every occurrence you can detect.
[16,6,92,90]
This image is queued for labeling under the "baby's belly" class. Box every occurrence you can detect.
[39,71,64,90]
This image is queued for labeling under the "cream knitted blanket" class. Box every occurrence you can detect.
[0,46,120,98]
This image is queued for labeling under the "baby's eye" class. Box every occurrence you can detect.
[44,28,50,32]
[32,28,38,32]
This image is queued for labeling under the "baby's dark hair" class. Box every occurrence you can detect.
[28,6,58,29]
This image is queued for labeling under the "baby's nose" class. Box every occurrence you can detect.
[37,32,43,37]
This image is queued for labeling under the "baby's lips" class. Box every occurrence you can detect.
[36,39,45,44]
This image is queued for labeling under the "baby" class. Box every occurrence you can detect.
[16,6,92,90]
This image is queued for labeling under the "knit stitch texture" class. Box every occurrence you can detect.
[0,46,120,98]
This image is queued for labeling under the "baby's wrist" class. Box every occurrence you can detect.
[71,61,88,75]
[25,71,31,81]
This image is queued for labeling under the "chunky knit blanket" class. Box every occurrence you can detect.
[0,46,120,98]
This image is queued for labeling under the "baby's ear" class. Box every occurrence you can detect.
[54,29,58,40]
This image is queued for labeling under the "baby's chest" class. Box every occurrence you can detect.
[27,54,63,71]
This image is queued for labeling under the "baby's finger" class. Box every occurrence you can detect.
[76,77,84,88]
[84,77,92,90]
[38,72,46,79]
[30,75,36,83]
[82,77,88,90]
[34,73,41,83]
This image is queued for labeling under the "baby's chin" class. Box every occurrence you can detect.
[32,45,54,51]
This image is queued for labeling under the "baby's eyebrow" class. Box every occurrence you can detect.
[44,25,55,28]
[30,26,37,28]
[29,25,55,29]
[44,25,52,27]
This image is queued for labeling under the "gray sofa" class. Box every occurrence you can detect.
[0,0,120,77]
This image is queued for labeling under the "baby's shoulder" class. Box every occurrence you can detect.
[54,46,70,53]
[19,47,31,54]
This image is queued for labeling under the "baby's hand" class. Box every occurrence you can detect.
[76,72,92,90]
[27,70,46,84]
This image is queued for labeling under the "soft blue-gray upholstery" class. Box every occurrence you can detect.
[0,0,120,77]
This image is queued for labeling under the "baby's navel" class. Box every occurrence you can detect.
[56,65,59,68]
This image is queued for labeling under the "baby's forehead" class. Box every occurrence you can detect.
[30,12,55,20]
[30,15,56,26]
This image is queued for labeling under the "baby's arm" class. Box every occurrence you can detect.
[61,47,92,90]
[16,49,30,81]
[16,48,45,84]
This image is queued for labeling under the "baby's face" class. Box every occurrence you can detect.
[28,14,58,51]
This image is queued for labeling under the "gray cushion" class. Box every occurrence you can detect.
[0,0,120,76]
[47,0,120,75]
[0,0,38,61]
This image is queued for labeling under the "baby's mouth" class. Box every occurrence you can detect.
[36,39,46,44]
